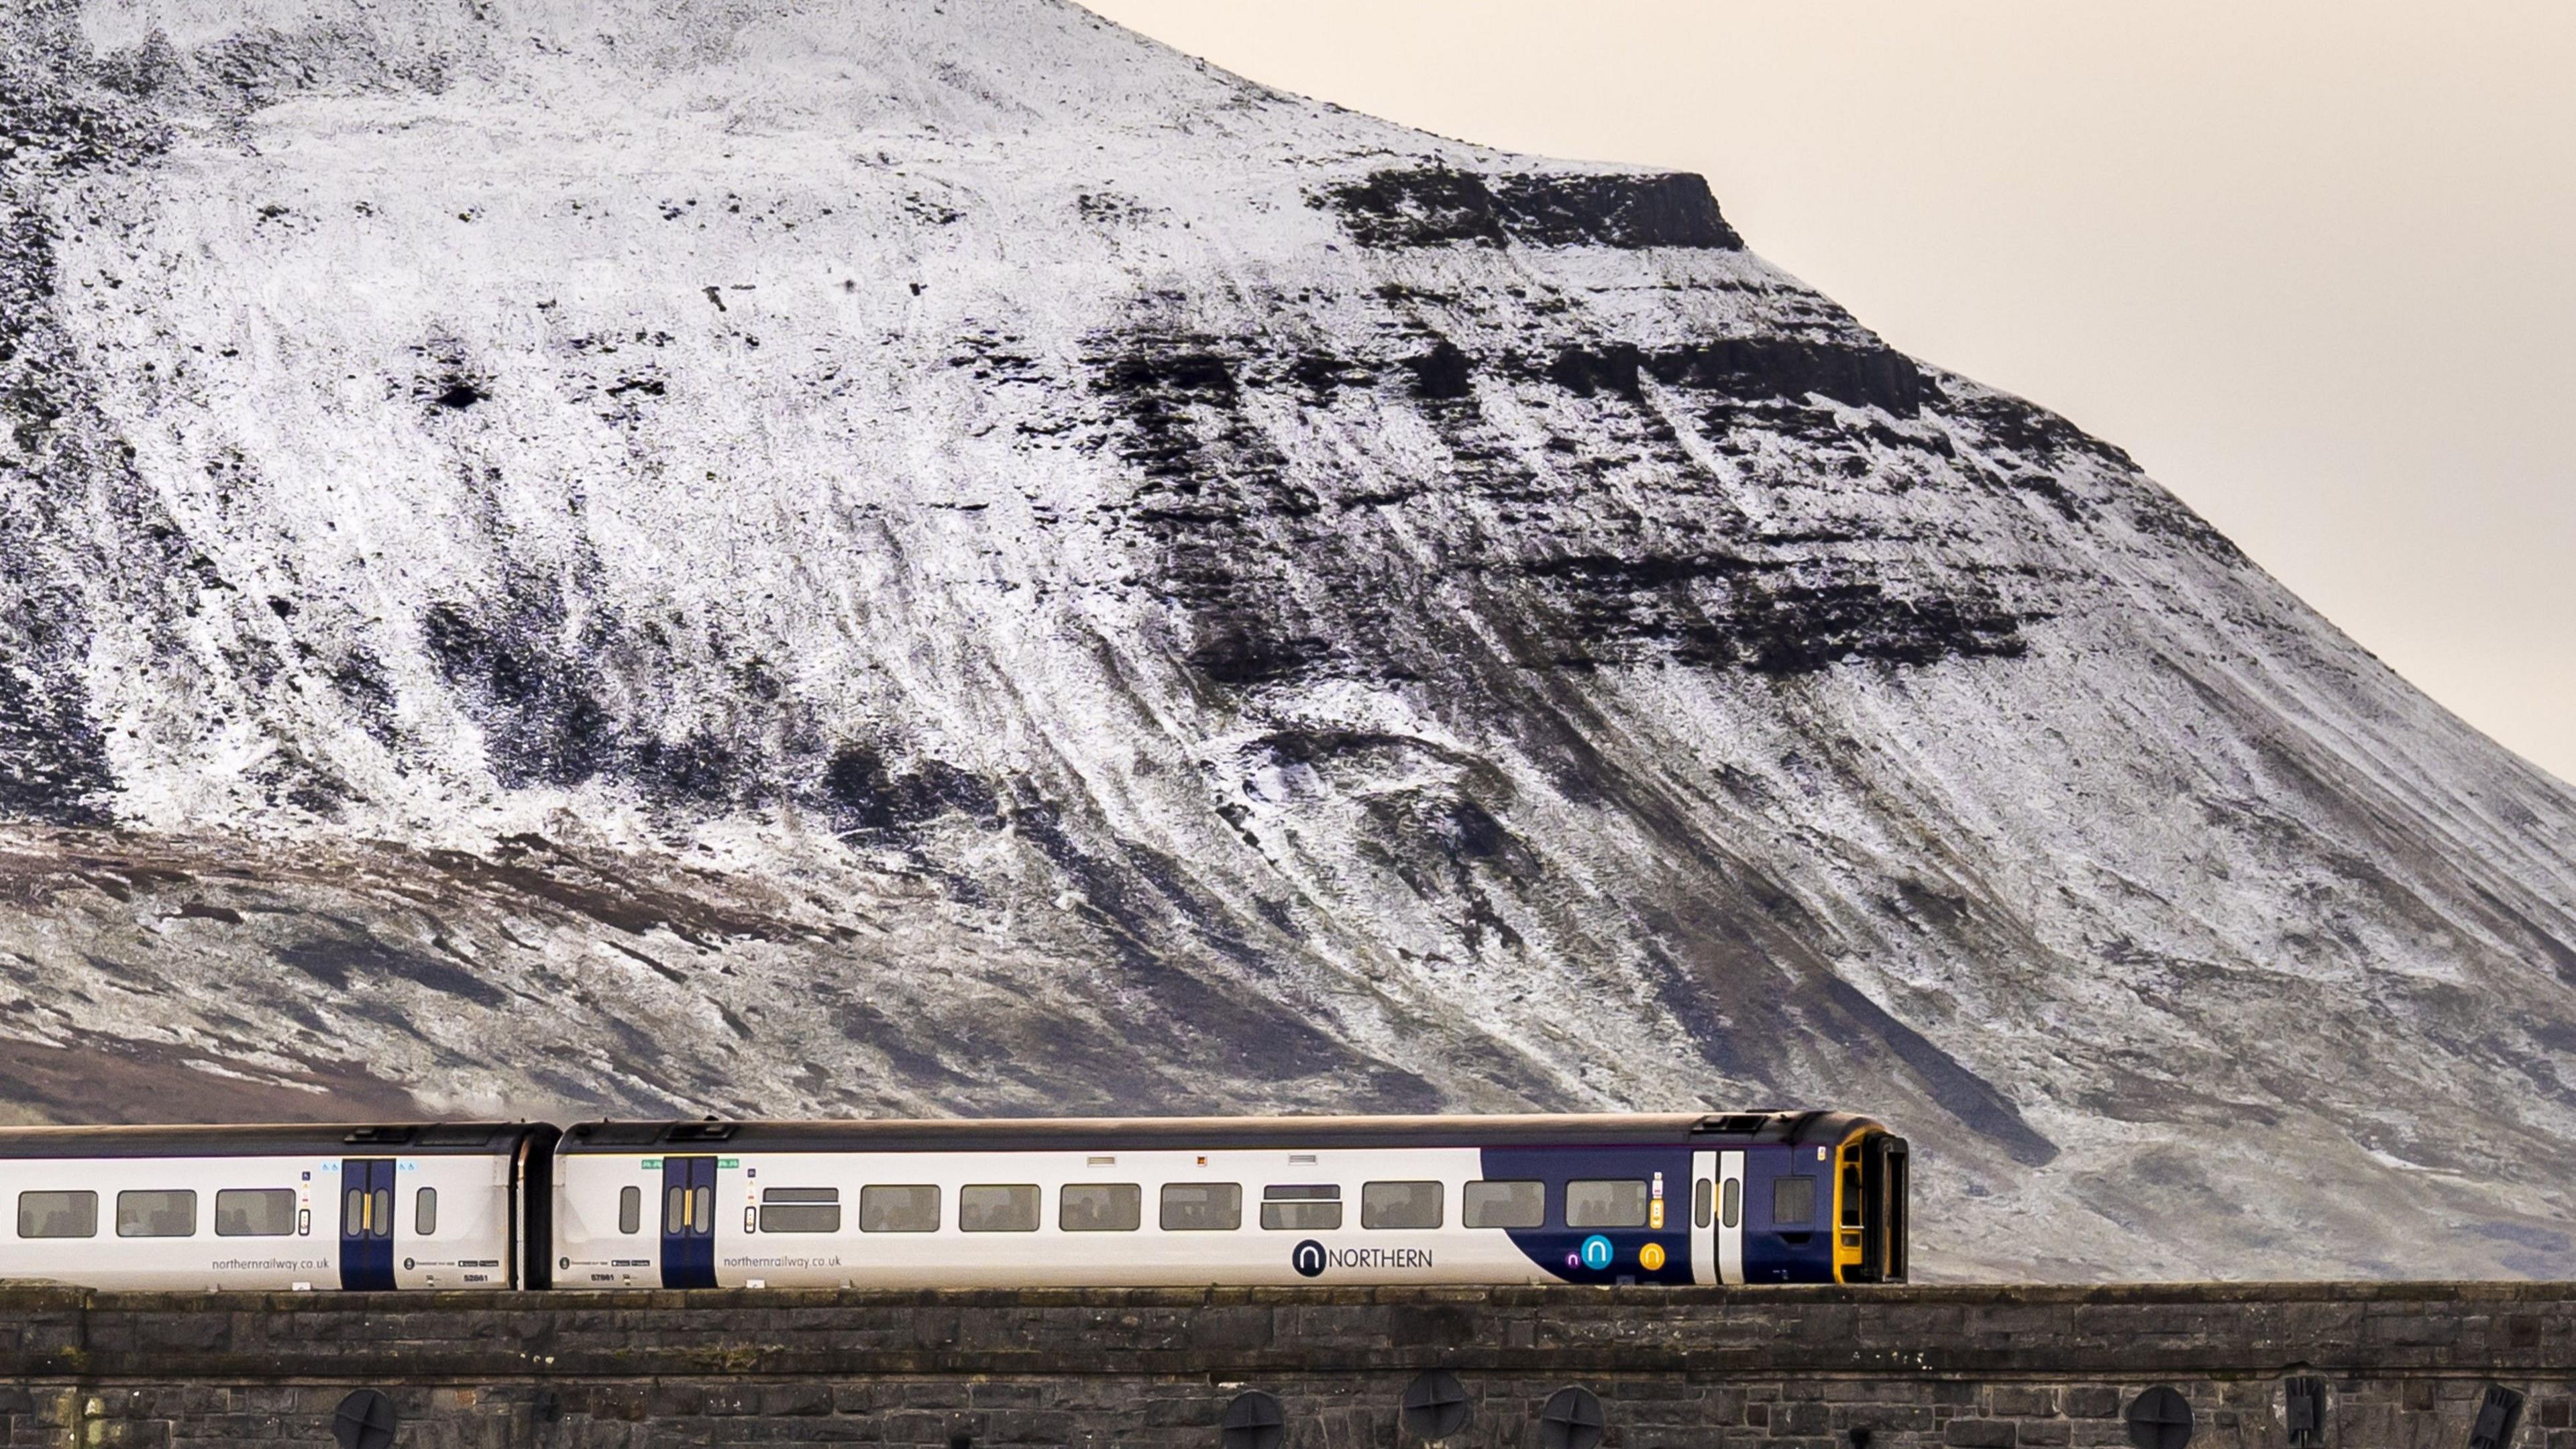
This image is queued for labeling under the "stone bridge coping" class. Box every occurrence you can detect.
[3,1281,2571,1383]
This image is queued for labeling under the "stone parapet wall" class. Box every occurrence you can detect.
[2,1282,2571,1447]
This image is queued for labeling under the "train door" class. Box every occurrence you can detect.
[1861,1134,1909,1283]
[661,1156,717,1289]
[1717,1150,1745,1285]
[1690,1150,1717,1284]
[339,1159,396,1290]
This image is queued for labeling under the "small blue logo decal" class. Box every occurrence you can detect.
[1291,1239,1327,1278]
[1579,1234,1615,1271]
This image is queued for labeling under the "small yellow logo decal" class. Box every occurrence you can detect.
[1639,1242,1667,1271]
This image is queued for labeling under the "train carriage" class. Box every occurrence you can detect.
[553,1112,1907,1290]
[0,1122,557,1291]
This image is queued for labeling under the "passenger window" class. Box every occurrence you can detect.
[1462,1180,1544,1229]
[1693,1178,1713,1230]
[618,1185,643,1235]
[759,1187,841,1233]
[215,1189,297,1238]
[414,1187,437,1237]
[859,1184,941,1232]
[1721,1178,1741,1228]
[17,1190,97,1239]
[1260,1184,1342,1232]
[1360,1181,1442,1230]
[1061,1183,1141,1232]
[1773,1176,1816,1226]
[117,1189,197,1238]
[1159,1183,1242,1231]
[959,1185,1040,1232]
[1564,1179,1648,1229]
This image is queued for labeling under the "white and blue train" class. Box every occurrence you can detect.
[0,1112,1907,1292]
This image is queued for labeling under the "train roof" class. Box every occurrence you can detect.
[0,1122,555,1159]
[557,1111,1888,1155]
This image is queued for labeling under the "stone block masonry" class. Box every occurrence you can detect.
[2,1281,2572,1447]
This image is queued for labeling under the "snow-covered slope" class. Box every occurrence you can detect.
[5,0,2575,1279]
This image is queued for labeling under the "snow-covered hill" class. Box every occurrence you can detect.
[5,0,2574,1279]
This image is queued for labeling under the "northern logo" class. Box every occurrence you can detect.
[1291,1239,1326,1278]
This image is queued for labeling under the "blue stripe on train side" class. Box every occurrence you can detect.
[1479,1144,1694,1285]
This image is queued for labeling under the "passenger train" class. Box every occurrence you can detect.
[0,1112,1907,1292]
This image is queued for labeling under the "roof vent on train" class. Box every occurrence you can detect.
[1690,1114,1778,1136]
[663,1121,738,1142]
[343,1126,417,1145]
[415,1124,502,1146]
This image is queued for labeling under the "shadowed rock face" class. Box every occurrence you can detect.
[2,0,2573,1279]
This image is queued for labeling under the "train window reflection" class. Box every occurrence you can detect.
[1360,1181,1442,1230]
[1061,1183,1141,1232]
[215,1189,296,1238]
[860,1184,941,1232]
[17,1191,96,1239]
[1159,1183,1241,1231]
[1259,1184,1341,1232]
[117,1189,196,1238]
[1772,1176,1815,1226]
[1462,1180,1543,1229]
[1564,1179,1648,1229]
[960,1185,1040,1232]
[759,1187,841,1233]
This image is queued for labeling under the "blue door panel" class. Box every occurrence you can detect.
[338,1158,396,1291]
[661,1157,716,1289]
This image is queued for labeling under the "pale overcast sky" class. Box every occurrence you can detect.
[1081,0,2576,786]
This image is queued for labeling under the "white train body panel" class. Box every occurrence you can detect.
[0,1152,336,1291]
[558,1145,1542,1289]
[553,1113,1909,1290]
[0,1124,549,1293]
